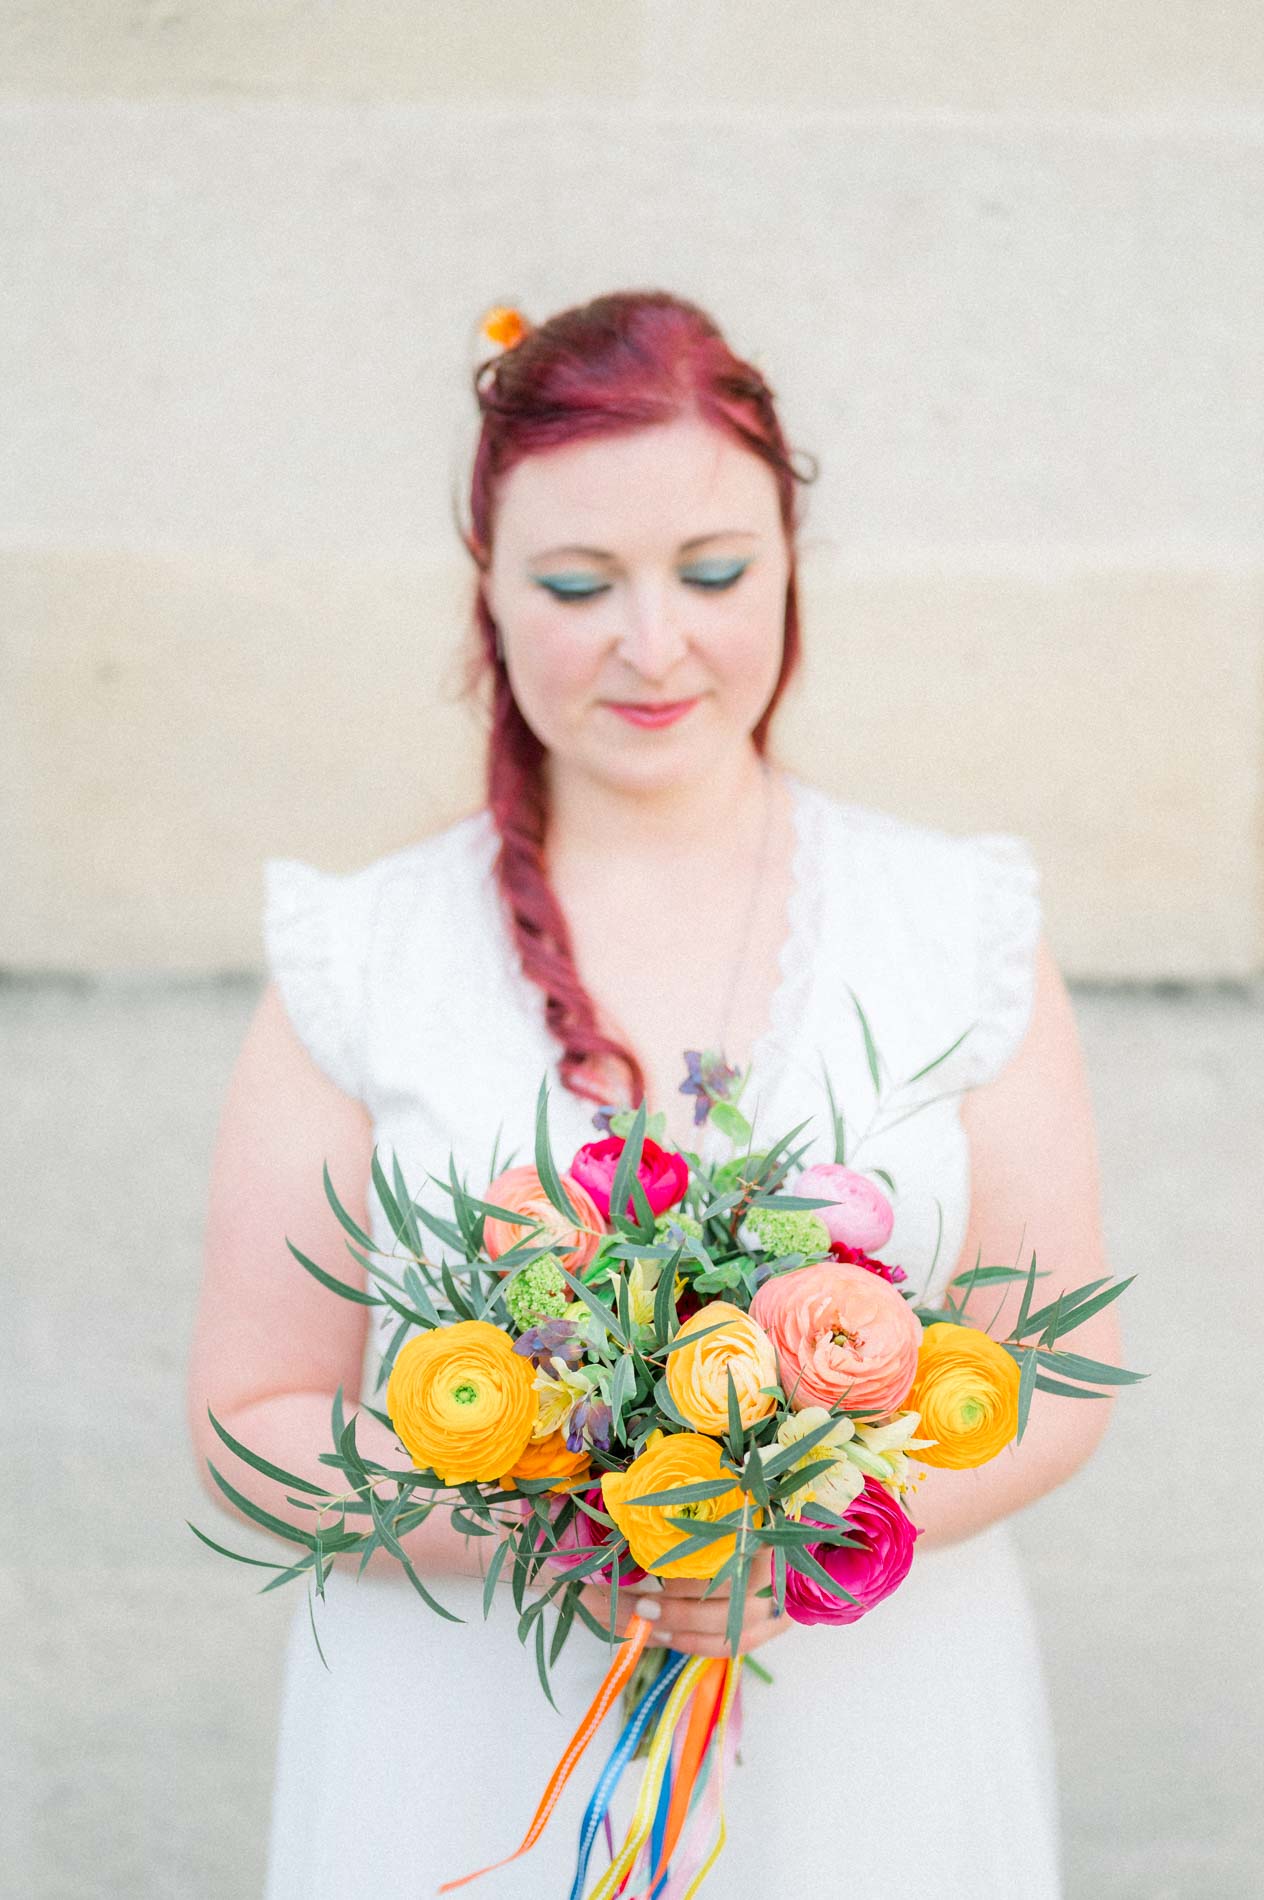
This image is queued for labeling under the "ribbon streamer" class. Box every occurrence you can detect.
[436,1611,656,1894]
[638,1658,727,1897]
[581,1658,713,1900]
[567,1651,690,1900]
[653,1660,744,1900]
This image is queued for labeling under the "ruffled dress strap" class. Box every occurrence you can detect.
[957,830,1044,1091]
[261,856,379,1103]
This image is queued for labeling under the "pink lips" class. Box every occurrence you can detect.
[605,697,700,728]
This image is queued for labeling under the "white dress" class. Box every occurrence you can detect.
[259,771,1061,1900]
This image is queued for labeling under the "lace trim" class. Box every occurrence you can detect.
[961,831,1043,1090]
[261,857,367,1101]
[735,772,828,1148]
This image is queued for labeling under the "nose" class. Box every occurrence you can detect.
[613,579,690,683]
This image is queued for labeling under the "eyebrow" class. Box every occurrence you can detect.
[528,530,760,563]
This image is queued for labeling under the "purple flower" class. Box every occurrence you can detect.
[679,1049,743,1127]
[513,1318,584,1374]
[566,1393,612,1454]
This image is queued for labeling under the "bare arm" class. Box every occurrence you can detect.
[909,932,1124,1550]
[186,981,508,1580]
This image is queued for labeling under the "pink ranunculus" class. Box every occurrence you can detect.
[749,1259,922,1416]
[570,1135,689,1223]
[783,1479,920,1625]
[520,1484,647,1586]
[794,1164,895,1254]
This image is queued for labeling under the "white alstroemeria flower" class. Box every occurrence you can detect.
[850,1409,937,1496]
[626,1258,688,1331]
[627,1259,660,1330]
[771,1406,865,1521]
[531,1361,596,1441]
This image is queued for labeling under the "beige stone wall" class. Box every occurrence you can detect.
[3,4,1262,977]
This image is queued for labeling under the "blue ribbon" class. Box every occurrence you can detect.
[645,1724,676,1895]
[567,1650,689,1900]
[647,1733,717,1900]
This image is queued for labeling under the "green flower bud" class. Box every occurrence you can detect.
[743,1205,831,1260]
[504,1252,570,1330]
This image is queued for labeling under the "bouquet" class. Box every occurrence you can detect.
[193,1009,1142,1898]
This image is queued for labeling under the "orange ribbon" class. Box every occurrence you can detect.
[436,1611,656,1894]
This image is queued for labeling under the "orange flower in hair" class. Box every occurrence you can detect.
[481,304,529,350]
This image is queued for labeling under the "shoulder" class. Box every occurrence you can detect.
[794,775,1043,1091]
[259,805,496,1099]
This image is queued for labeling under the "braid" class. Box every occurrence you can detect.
[483,651,646,1109]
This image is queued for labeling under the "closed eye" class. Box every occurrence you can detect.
[681,559,750,590]
[534,559,751,604]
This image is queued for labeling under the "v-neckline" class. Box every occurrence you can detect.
[476,769,825,1163]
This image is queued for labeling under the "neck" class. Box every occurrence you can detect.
[542,745,776,866]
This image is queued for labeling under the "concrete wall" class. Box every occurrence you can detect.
[2,4,1262,978]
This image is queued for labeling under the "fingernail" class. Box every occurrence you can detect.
[633,1595,662,1622]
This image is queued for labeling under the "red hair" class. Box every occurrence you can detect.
[455,289,817,1113]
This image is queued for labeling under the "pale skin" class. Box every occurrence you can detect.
[188,412,1123,1658]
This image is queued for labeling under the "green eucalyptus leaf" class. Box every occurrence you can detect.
[286,1239,379,1307]
[533,1076,583,1227]
[187,1521,293,1570]
[1035,1349,1147,1386]
[902,1024,973,1086]
[206,1408,330,1496]
[847,988,883,1094]
[322,1162,377,1252]
[1015,1347,1039,1444]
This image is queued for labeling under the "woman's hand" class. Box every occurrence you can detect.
[579,1547,793,1658]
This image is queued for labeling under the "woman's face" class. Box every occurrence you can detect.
[483,412,791,796]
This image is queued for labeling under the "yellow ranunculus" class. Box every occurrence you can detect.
[904,1323,1020,1469]
[497,1428,591,1495]
[386,1319,536,1486]
[665,1300,779,1436]
[601,1432,759,1580]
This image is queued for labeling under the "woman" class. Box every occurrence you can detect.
[188,290,1121,1898]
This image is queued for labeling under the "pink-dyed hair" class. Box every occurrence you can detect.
[455,289,817,1113]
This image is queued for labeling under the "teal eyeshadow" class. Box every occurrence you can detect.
[533,559,749,597]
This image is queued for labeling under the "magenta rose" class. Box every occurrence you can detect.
[569,1135,689,1222]
[783,1479,920,1626]
[520,1484,647,1586]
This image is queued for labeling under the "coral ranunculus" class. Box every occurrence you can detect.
[569,1135,689,1222]
[481,1164,605,1272]
[749,1259,922,1418]
[904,1321,1020,1468]
[497,1428,591,1495]
[665,1300,779,1435]
[601,1431,758,1580]
[386,1320,536,1486]
[783,1478,920,1625]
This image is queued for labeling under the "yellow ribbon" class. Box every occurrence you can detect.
[582,1657,712,1900]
